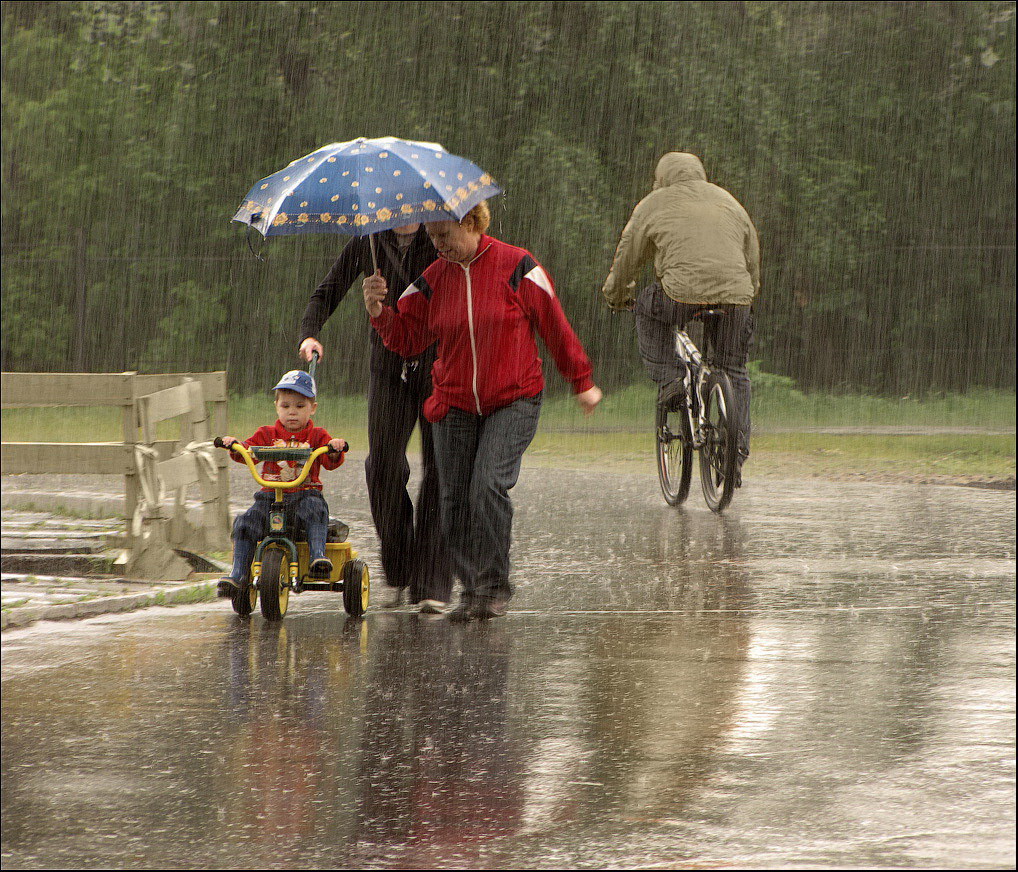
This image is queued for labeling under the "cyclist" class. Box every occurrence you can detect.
[601,151,760,485]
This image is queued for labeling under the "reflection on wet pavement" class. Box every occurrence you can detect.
[2,470,1014,868]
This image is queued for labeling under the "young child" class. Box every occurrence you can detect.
[217,369,347,596]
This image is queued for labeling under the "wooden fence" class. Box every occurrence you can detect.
[1,371,231,579]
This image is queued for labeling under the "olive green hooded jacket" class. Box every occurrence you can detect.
[601,152,760,308]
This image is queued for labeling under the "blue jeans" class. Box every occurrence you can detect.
[432,394,542,603]
[229,489,329,581]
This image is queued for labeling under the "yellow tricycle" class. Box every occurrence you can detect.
[213,438,370,620]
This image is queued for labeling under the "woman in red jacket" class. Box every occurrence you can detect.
[364,201,602,621]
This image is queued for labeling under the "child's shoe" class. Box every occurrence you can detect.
[217,576,240,597]
[309,557,333,578]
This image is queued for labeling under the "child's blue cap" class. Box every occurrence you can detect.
[272,370,317,399]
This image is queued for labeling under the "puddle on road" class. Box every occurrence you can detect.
[2,476,1014,869]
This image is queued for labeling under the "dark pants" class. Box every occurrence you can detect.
[229,489,329,581]
[635,282,754,461]
[432,394,542,604]
[366,347,453,603]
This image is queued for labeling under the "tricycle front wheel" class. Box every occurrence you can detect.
[258,548,290,621]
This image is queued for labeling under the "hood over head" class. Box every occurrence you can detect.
[654,152,707,189]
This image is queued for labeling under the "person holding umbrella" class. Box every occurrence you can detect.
[298,223,452,612]
[363,200,603,621]
[232,137,509,614]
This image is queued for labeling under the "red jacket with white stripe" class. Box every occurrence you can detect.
[371,235,594,422]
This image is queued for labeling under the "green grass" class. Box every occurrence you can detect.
[0,395,371,451]
[536,372,1017,433]
[5,383,1013,441]
[525,429,1014,481]
[3,375,1013,482]
[1,599,32,611]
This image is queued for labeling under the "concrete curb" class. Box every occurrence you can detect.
[2,489,227,631]
[1,489,238,521]
[1,578,220,631]
[1,490,126,519]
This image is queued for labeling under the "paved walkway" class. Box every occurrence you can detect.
[1,505,223,631]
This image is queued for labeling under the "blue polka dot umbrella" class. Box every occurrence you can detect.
[232,137,502,239]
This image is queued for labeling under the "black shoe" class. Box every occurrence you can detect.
[657,379,686,411]
[474,598,509,619]
[217,576,240,598]
[449,600,477,623]
[734,469,743,488]
[309,557,333,578]
[327,519,349,542]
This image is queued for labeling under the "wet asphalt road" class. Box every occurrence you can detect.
[2,466,1015,869]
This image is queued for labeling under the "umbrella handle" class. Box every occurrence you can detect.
[368,233,379,272]
[246,225,266,262]
[309,350,319,383]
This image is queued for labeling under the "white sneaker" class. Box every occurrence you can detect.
[418,599,447,615]
[380,588,406,609]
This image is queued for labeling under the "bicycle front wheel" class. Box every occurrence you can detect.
[698,371,738,513]
[656,403,693,506]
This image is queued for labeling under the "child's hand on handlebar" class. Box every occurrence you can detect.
[328,438,348,454]
[215,436,239,449]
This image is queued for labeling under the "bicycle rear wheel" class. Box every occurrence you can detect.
[656,403,692,506]
[698,371,738,513]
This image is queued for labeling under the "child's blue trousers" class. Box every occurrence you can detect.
[229,490,329,580]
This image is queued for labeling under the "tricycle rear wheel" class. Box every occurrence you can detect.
[342,559,369,618]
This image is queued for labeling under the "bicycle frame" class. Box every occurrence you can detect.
[673,327,712,450]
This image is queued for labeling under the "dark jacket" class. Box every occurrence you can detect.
[298,226,439,372]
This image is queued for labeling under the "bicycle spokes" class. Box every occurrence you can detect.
[656,405,692,506]
[698,375,738,512]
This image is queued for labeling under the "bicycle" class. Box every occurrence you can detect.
[655,310,740,513]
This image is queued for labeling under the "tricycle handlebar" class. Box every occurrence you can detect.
[213,439,341,491]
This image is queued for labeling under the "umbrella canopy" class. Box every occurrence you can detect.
[232,137,502,238]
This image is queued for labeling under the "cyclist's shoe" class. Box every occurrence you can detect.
[309,557,333,578]
[217,576,240,597]
[657,379,687,411]
[735,448,748,488]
